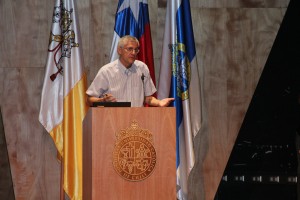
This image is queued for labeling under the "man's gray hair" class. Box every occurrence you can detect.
[118,35,139,48]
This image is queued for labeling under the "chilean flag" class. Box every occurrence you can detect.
[110,0,156,85]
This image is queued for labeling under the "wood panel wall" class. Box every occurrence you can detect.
[0,0,289,199]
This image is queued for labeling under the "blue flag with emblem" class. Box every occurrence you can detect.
[157,0,202,199]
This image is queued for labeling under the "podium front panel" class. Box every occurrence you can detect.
[83,107,176,200]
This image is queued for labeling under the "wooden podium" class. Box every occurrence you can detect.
[82,107,176,200]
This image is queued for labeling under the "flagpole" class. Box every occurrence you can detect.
[60,158,64,200]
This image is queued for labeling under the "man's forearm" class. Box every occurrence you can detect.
[145,96,160,107]
[86,96,104,106]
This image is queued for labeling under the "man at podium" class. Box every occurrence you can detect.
[86,35,174,107]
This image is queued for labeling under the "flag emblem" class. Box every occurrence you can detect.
[49,2,79,81]
[169,43,191,100]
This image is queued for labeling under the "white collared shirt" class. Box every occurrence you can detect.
[86,59,156,107]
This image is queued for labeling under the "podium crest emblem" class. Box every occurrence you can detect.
[113,120,157,181]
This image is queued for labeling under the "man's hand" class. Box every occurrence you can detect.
[158,98,175,107]
[145,96,174,107]
[87,93,117,106]
[102,93,117,102]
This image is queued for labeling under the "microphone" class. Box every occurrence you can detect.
[141,73,145,81]
[141,73,145,98]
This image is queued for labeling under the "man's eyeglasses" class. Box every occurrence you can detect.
[122,47,140,54]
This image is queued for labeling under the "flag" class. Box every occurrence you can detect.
[157,0,202,199]
[110,0,156,85]
[39,0,88,199]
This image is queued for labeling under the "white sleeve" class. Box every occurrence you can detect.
[143,69,157,96]
[86,69,109,97]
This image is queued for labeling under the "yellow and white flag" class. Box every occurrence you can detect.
[39,0,88,199]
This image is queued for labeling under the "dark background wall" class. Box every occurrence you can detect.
[215,0,300,199]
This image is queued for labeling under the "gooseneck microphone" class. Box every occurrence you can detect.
[141,73,145,81]
[141,73,145,97]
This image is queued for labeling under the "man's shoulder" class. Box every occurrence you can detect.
[134,60,146,66]
[101,60,118,71]
[134,60,148,70]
